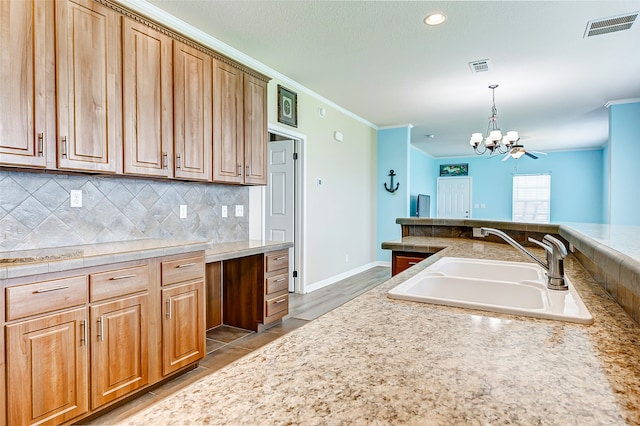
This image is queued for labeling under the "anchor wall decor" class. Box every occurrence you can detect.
[384,169,400,193]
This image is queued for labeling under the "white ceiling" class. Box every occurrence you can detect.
[143,0,640,158]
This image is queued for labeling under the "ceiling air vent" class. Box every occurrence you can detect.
[584,12,638,37]
[469,59,490,73]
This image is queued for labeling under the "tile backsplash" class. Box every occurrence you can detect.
[0,170,249,251]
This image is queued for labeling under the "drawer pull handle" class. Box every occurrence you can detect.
[110,274,137,280]
[166,300,172,319]
[176,262,196,268]
[275,278,286,282]
[34,285,69,294]
[273,256,286,261]
[408,262,418,265]
[274,298,287,304]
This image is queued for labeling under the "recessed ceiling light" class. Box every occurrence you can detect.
[424,13,446,26]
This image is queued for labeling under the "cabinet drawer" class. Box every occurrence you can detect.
[265,293,288,317]
[6,275,88,321]
[90,264,150,302]
[161,255,204,286]
[266,272,288,295]
[265,250,288,273]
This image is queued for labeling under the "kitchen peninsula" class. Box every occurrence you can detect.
[114,223,640,425]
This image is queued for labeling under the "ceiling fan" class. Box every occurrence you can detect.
[502,144,547,161]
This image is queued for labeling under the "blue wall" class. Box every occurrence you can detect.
[409,146,437,218]
[430,149,604,223]
[609,102,640,225]
[377,127,411,261]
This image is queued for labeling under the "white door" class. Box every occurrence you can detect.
[266,139,295,291]
[437,177,471,218]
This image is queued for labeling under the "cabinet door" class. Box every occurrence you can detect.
[162,280,205,375]
[243,74,268,185]
[213,60,244,184]
[6,308,89,425]
[56,0,121,173]
[90,293,149,409]
[173,41,212,181]
[122,17,173,177]
[0,0,50,168]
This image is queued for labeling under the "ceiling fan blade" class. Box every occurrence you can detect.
[525,152,538,159]
[529,150,547,155]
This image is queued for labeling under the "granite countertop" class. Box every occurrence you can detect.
[0,239,294,281]
[116,237,640,425]
[204,240,293,263]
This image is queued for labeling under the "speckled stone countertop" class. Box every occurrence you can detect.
[0,239,293,280]
[117,237,640,425]
[0,239,210,280]
[204,240,292,263]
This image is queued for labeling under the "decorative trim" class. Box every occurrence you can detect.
[97,0,270,82]
[604,98,640,108]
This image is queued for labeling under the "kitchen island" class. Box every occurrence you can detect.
[116,237,640,425]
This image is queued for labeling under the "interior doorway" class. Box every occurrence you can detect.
[437,177,472,218]
[264,125,305,293]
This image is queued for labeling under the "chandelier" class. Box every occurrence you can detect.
[469,84,520,155]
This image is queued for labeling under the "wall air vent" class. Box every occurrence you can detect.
[584,12,638,37]
[468,59,490,73]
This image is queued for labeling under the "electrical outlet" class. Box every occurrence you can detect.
[180,205,187,219]
[222,205,228,218]
[235,205,244,217]
[473,227,484,238]
[70,190,82,208]
[316,178,323,186]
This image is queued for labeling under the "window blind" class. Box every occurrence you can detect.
[512,174,551,223]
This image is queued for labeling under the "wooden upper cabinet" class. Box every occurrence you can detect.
[173,40,212,181]
[56,0,122,173]
[243,74,268,185]
[213,60,244,184]
[122,17,173,178]
[0,0,53,168]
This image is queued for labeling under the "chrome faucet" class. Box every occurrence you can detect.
[479,227,568,291]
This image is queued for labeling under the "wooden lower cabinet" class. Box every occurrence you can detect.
[3,251,206,425]
[161,280,205,376]
[6,308,89,425]
[90,293,149,410]
[223,250,289,332]
[391,251,433,276]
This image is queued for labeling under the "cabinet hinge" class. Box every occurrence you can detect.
[293,152,298,160]
[292,270,298,278]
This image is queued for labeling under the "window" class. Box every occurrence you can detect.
[512,174,551,223]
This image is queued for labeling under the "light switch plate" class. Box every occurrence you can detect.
[180,205,187,219]
[222,205,228,218]
[235,205,244,217]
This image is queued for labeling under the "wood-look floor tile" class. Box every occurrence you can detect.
[205,324,253,343]
[199,345,252,372]
[149,366,213,398]
[79,391,162,425]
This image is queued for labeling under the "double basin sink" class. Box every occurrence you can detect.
[388,257,593,324]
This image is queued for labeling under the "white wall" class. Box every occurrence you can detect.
[266,78,378,289]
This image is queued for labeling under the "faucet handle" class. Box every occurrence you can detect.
[527,237,552,254]
[542,235,568,258]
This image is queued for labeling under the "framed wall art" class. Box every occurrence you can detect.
[277,85,298,127]
[439,163,469,177]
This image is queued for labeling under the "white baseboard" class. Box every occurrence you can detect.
[303,261,390,294]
